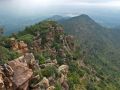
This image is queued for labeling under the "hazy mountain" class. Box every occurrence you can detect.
[1,13,120,35]
[60,14,120,89]
[91,15,120,28]
[47,15,70,21]
[0,15,46,35]
[113,25,120,30]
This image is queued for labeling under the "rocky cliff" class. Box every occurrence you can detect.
[0,21,77,90]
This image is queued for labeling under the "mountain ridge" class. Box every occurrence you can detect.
[59,14,120,89]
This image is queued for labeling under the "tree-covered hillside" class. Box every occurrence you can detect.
[60,14,120,89]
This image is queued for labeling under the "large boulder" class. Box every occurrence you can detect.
[8,57,33,89]
[0,53,36,90]
[41,77,50,88]
[0,69,4,90]
[47,86,55,90]
[58,65,69,75]
[58,65,69,90]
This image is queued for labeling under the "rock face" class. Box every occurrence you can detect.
[8,60,33,89]
[41,77,50,88]
[10,38,29,54]
[58,65,69,75]
[0,69,4,90]
[47,86,55,90]
[58,65,69,90]
[0,53,35,90]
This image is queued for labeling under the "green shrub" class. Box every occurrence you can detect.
[86,82,97,90]
[56,56,64,65]
[35,54,45,64]
[52,42,61,51]
[18,34,34,45]
[55,82,62,90]
[41,66,57,77]
[69,63,78,72]
[0,46,20,64]
[68,72,80,90]
[0,36,11,48]
[78,69,85,77]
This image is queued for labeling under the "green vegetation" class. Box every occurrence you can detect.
[41,66,58,78]
[17,34,34,45]
[35,53,46,64]
[0,29,20,64]
[1,18,120,90]
[0,46,20,64]
[61,14,120,89]
[54,82,62,90]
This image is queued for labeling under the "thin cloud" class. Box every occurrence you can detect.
[0,0,120,16]
[70,1,120,7]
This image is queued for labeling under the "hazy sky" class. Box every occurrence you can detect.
[0,0,120,17]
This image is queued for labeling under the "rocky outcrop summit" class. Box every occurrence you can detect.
[0,21,77,90]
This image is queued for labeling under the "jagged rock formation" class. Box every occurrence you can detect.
[10,38,29,54]
[58,65,69,90]
[0,53,34,90]
[0,53,58,90]
[0,21,77,90]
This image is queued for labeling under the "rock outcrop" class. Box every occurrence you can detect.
[10,38,29,54]
[0,53,70,90]
[0,21,77,90]
[0,53,35,90]
[58,65,69,90]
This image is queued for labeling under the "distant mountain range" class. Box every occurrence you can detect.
[1,14,120,35]
[0,16,45,35]
[47,15,70,21]
[48,14,120,28]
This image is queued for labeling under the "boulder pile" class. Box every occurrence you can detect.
[10,38,29,54]
[0,53,69,90]
[0,53,34,90]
